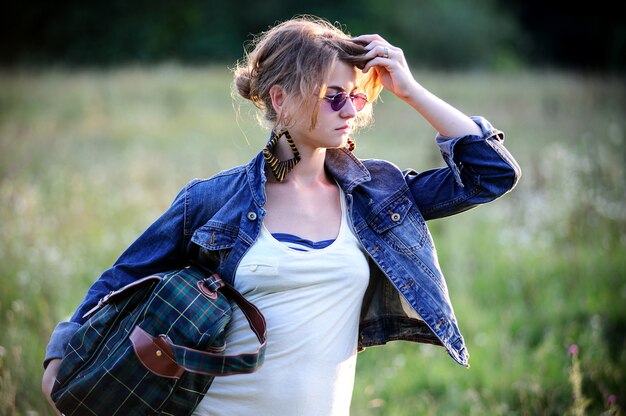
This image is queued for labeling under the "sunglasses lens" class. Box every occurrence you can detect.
[353,94,368,111]
[330,93,348,111]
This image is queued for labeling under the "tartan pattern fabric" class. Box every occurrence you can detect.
[50,267,239,416]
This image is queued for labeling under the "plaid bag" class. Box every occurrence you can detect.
[50,266,267,416]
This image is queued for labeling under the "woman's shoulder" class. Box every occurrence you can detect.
[176,163,253,229]
[360,158,404,176]
[180,153,265,217]
[188,165,247,189]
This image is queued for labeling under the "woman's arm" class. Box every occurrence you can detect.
[42,182,193,370]
[400,84,482,138]
[68,185,190,323]
[354,34,520,218]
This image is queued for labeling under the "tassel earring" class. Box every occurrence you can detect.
[263,130,301,182]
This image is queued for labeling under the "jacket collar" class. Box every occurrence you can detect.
[246,147,372,207]
[325,148,372,193]
[246,152,268,207]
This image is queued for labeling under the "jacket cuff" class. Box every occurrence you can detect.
[43,321,80,368]
[435,116,503,187]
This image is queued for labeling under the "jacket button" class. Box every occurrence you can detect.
[391,212,401,222]
[247,212,258,221]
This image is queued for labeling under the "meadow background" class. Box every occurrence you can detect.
[1,65,624,416]
[1,1,626,415]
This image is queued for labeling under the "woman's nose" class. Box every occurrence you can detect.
[340,97,358,118]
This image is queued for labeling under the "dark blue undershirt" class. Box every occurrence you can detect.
[272,233,335,252]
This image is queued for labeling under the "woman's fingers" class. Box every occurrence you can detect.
[353,35,402,63]
[362,44,391,60]
[361,43,406,74]
[353,34,388,45]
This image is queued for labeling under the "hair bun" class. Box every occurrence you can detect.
[234,68,253,100]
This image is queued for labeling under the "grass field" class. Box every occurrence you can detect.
[0,65,624,415]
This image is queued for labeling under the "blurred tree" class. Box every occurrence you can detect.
[499,0,626,72]
[1,0,354,65]
[2,0,622,71]
[357,0,523,70]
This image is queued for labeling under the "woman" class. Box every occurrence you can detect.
[43,16,520,415]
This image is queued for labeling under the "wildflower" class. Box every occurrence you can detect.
[568,344,579,356]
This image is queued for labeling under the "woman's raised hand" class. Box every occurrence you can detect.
[354,34,481,138]
[353,34,419,100]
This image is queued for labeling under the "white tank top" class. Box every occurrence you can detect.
[193,191,370,416]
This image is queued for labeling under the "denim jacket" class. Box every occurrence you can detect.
[45,116,520,368]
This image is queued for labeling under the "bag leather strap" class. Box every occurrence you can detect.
[130,273,267,377]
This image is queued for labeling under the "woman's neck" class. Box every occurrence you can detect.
[271,137,330,185]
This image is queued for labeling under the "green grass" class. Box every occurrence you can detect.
[1,65,624,415]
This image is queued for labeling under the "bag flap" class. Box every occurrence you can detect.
[82,275,163,319]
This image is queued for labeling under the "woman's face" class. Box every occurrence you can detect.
[288,60,361,153]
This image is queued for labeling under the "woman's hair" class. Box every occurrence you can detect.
[233,16,383,131]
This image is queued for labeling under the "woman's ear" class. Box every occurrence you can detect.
[269,85,286,115]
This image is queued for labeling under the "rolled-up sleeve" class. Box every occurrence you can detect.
[406,116,521,220]
[44,321,80,368]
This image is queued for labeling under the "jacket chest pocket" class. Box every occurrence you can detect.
[366,194,427,253]
[191,222,239,269]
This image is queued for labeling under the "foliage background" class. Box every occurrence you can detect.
[1,2,625,415]
[2,0,625,72]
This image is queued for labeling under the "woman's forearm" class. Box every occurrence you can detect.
[403,80,482,138]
